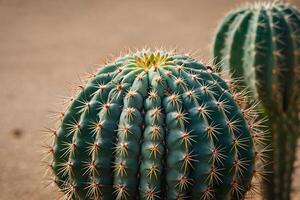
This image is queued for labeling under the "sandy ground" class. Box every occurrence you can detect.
[0,0,300,199]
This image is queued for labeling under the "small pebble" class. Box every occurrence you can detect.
[12,128,23,138]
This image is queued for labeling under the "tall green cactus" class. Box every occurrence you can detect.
[44,49,266,200]
[212,2,300,200]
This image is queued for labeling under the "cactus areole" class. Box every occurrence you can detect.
[212,2,300,200]
[46,49,265,200]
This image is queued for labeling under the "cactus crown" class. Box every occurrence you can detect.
[134,51,170,70]
[43,49,267,200]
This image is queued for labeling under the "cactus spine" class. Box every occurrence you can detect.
[44,49,266,200]
[213,2,300,200]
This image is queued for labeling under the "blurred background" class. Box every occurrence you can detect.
[0,0,300,199]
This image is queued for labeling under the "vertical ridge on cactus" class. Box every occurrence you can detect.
[212,2,300,200]
[43,48,267,200]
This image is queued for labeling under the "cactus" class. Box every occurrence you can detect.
[212,2,300,200]
[43,49,267,200]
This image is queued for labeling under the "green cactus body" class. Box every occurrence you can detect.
[213,2,300,200]
[46,49,265,200]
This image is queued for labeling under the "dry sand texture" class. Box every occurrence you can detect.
[0,0,300,199]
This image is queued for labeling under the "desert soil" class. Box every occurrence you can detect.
[0,0,300,199]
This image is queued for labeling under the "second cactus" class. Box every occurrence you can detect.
[213,2,300,200]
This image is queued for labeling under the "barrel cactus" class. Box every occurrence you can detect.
[212,2,300,200]
[43,49,266,200]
